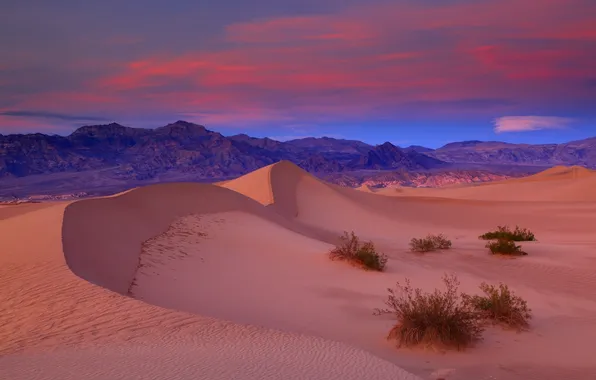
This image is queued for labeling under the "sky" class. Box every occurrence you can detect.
[1,0,595,148]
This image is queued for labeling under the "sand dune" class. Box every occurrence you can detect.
[63,181,338,294]
[376,165,596,202]
[524,165,595,180]
[221,161,412,238]
[219,161,530,239]
[374,186,406,195]
[221,164,274,206]
[1,190,421,380]
[3,162,596,380]
[356,183,375,193]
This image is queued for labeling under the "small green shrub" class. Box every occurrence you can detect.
[486,239,527,256]
[409,234,452,252]
[463,282,532,330]
[373,274,484,350]
[479,225,536,241]
[329,231,388,271]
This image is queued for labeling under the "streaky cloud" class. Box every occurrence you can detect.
[0,110,109,122]
[494,116,574,133]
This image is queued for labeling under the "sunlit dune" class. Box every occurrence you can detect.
[374,186,407,196]
[517,165,595,181]
[221,163,275,206]
[355,183,375,193]
[2,162,596,380]
[376,165,596,202]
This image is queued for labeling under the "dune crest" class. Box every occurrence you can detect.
[356,183,375,192]
[220,161,421,237]
[62,181,341,294]
[220,164,275,206]
[379,165,596,202]
[524,165,595,180]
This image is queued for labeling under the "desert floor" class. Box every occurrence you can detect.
[1,162,596,380]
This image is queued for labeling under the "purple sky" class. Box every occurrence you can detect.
[1,0,595,147]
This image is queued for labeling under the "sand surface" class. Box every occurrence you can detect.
[375,165,596,202]
[2,162,596,380]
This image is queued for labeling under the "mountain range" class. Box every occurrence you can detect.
[1,120,594,198]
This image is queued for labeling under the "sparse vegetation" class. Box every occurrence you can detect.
[329,231,388,271]
[462,282,532,330]
[486,239,527,256]
[409,234,452,252]
[373,274,484,350]
[479,225,536,242]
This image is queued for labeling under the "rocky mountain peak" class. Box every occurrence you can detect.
[156,121,209,135]
[70,122,131,137]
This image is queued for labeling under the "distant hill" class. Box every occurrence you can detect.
[404,145,434,153]
[0,121,446,180]
[283,136,373,154]
[437,140,516,150]
[0,120,594,198]
[350,142,447,171]
[427,138,596,167]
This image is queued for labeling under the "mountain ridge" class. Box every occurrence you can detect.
[0,121,451,179]
[1,120,594,198]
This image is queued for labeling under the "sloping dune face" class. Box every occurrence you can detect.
[220,164,275,206]
[219,161,596,237]
[1,206,421,380]
[356,184,375,193]
[389,165,596,202]
[3,183,423,380]
[62,182,332,295]
[527,165,595,180]
[222,161,422,237]
[460,166,596,202]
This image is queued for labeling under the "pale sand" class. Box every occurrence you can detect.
[0,183,420,380]
[221,164,275,206]
[2,162,596,379]
[356,183,375,193]
[377,165,596,202]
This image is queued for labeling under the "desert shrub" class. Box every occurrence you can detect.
[486,239,527,256]
[409,234,452,252]
[329,231,388,271]
[431,234,453,250]
[463,282,532,330]
[479,225,536,241]
[409,237,435,252]
[373,274,484,350]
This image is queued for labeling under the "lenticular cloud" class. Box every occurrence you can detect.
[494,116,574,133]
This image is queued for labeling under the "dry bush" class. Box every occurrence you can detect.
[409,237,435,253]
[431,234,452,249]
[479,225,536,242]
[486,239,527,256]
[409,234,452,252]
[463,282,532,330]
[373,274,484,350]
[329,231,388,271]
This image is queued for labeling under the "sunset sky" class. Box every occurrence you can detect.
[1,0,595,147]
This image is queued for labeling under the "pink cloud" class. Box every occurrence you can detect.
[469,43,595,81]
[225,15,377,44]
[494,116,574,133]
[6,0,594,131]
